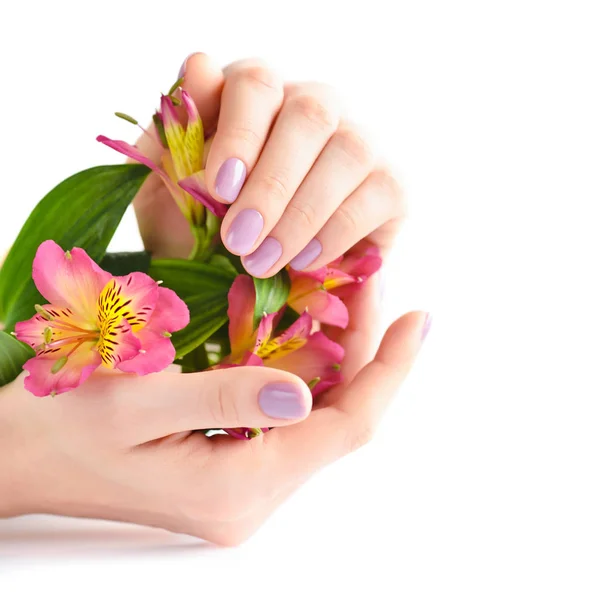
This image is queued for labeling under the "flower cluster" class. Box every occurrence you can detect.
[9,83,382,440]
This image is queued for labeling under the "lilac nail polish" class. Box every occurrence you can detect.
[289,239,322,271]
[225,209,264,255]
[259,382,308,419]
[243,237,283,277]
[215,158,247,203]
[421,313,433,341]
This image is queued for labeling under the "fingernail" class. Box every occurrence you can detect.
[243,237,283,276]
[225,209,264,255]
[421,313,433,341]
[259,382,308,419]
[215,158,247,203]
[178,53,194,79]
[289,239,322,271]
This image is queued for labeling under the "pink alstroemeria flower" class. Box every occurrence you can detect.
[216,275,343,441]
[97,90,226,227]
[14,241,189,397]
[223,275,344,398]
[287,242,383,328]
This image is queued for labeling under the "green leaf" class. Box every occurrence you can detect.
[148,259,235,358]
[253,271,291,326]
[100,251,152,276]
[208,254,239,277]
[0,331,34,388]
[0,164,150,330]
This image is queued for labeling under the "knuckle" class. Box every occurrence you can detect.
[370,167,405,218]
[371,168,403,202]
[332,128,374,166]
[287,94,338,132]
[261,170,290,201]
[346,421,376,454]
[286,200,317,228]
[234,64,283,95]
[223,124,263,149]
[336,202,361,233]
[208,381,240,425]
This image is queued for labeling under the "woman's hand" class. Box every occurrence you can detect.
[134,53,404,273]
[0,278,428,545]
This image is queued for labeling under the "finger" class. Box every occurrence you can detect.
[204,59,284,204]
[297,166,405,271]
[266,311,430,479]
[241,122,374,278]
[177,52,225,137]
[321,276,383,388]
[220,83,341,258]
[133,53,224,258]
[85,366,312,444]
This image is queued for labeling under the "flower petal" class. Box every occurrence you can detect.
[341,242,383,279]
[147,287,190,333]
[181,90,204,175]
[254,311,278,354]
[32,241,111,325]
[22,344,102,397]
[16,305,95,357]
[116,287,189,375]
[323,267,358,290]
[258,312,312,361]
[178,172,229,218]
[264,331,344,396]
[97,135,182,201]
[97,273,159,334]
[97,318,141,368]
[227,275,257,361]
[96,135,162,172]
[287,274,349,328]
[161,95,189,179]
[116,330,174,375]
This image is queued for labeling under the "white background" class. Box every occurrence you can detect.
[1,0,599,597]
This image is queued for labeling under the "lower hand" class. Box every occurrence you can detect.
[0,280,428,545]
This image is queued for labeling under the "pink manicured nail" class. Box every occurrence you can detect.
[243,237,283,277]
[289,239,322,271]
[215,158,247,203]
[259,382,308,419]
[225,209,264,255]
[421,313,432,341]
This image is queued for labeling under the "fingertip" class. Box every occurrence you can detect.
[180,52,224,133]
[377,310,430,364]
[258,379,313,421]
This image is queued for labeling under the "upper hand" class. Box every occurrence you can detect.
[134,53,404,273]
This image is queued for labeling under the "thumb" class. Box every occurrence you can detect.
[114,366,313,444]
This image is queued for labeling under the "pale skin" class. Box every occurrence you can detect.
[0,54,427,546]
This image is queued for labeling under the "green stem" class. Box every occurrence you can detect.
[188,227,209,262]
